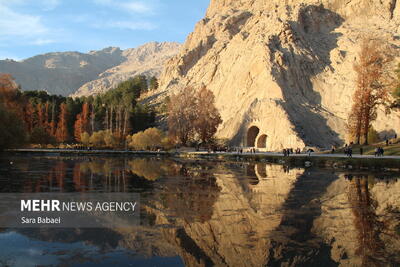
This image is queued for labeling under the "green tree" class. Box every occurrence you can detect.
[0,105,26,150]
[149,76,159,90]
[30,127,55,145]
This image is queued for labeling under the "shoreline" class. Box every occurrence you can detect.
[4,148,400,170]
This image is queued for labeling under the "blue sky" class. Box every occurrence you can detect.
[0,0,210,60]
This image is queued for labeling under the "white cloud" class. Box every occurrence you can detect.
[93,0,154,15]
[0,5,48,38]
[91,19,156,31]
[109,21,156,30]
[42,0,60,11]
[121,2,151,13]
[31,38,56,45]
[0,0,60,11]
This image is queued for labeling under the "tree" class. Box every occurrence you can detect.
[367,127,380,144]
[0,74,19,108]
[24,102,35,133]
[194,86,222,144]
[347,91,364,144]
[55,103,69,143]
[0,74,26,150]
[30,127,55,145]
[74,102,90,142]
[168,87,198,145]
[149,76,159,90]
[348,38,392,145]
[0,104,25,150]
[392,63,400,108]
[74,113,83,142]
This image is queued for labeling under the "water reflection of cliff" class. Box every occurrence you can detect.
[1,156,399,266]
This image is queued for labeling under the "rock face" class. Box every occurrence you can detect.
[0,42,181,97]
[72,42,181,97]
[158,0,400,150]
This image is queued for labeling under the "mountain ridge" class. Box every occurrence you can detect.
[0,42,181,96]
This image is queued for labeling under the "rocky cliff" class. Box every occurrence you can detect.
[72,42,181,97]
[157,0,400,150]
[0,42,180,96]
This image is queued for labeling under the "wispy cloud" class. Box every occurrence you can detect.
[0,0,61,11]
[121,2,152,13]
[31,38,56,45]
[91,19,157,31]
[109,21,156,30]
[0,5,48,38]
[93,0,155,15]
[42,0,61,11]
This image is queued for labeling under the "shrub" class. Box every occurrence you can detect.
[81,132,90,147]
[89,131,105,147]
[104,130,117,148]
[129,128,164,150]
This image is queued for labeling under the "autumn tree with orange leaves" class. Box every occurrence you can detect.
[194,86,222,144]
[74,102,90,142]
[347,38,392,145]
[0,73,25,150]
[168,86,222,145]
[55,103,69,142]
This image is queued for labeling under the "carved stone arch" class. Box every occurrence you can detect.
[256,134,267,148]
[247,126,260,147]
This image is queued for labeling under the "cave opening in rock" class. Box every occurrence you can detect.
[247,126,260,147]
[257,134,267,148]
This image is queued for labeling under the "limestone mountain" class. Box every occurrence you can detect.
[0,47,125,96]
[0,42,181,97]
[157,0,400,150]
[72,42,181,97]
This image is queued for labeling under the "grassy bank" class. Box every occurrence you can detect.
[330,140,400,156]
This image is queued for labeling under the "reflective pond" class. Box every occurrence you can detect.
[0,155,399,267]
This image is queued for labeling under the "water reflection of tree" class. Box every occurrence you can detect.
[18,158,163,193]
[348,176,386,267]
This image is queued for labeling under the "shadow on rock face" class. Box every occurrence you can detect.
[268,4,345,148]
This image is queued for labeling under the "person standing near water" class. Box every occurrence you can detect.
[348,147,353,158]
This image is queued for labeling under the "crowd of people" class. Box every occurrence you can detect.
[282,148,303,157]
